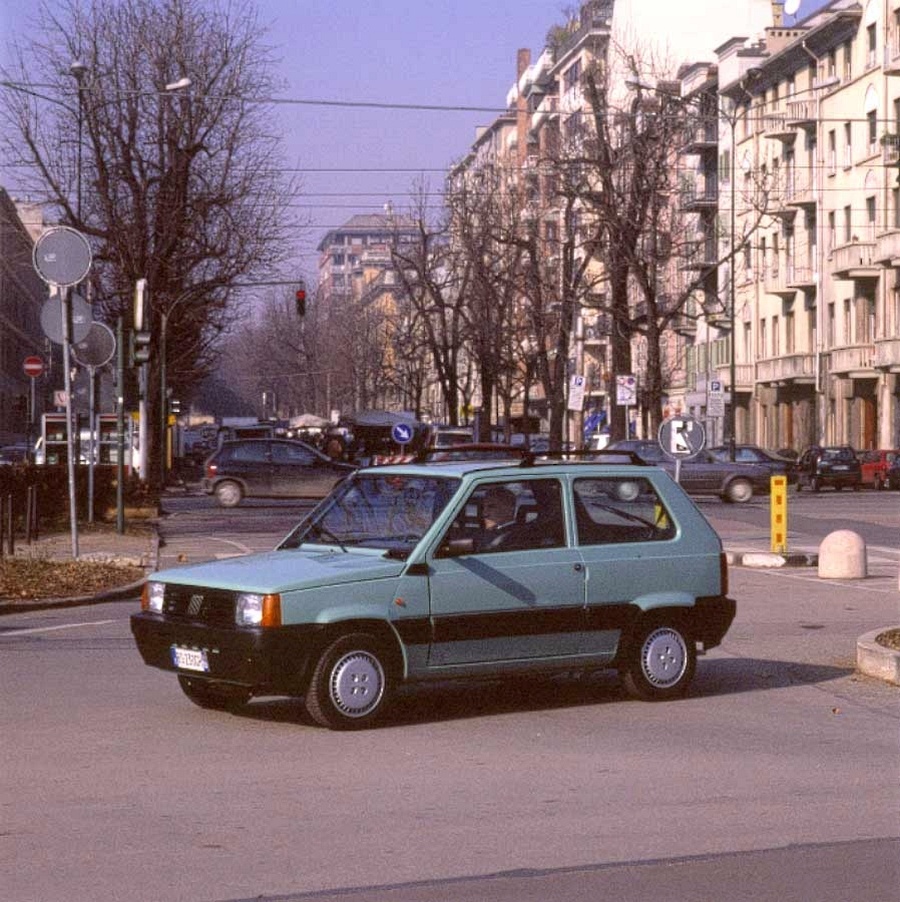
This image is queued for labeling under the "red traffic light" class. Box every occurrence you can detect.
[295,287,306,317]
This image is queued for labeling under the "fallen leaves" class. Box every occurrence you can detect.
[0,558,144,600]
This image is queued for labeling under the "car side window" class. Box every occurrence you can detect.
[272,443,315,464]
[229,441,270,463]
[573,477,676,545]
[440,479,565,555]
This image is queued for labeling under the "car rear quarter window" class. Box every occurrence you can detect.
[229,441,270,463]
[573,477,676,545]
[271,442,316,464]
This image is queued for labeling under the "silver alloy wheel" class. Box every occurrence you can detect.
[639,627,688,689]
[726,478,753,503]
[328,650,385,718]
[215,481,242,507]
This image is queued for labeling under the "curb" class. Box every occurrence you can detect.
[857,628,900,686]
[726,550,818,568]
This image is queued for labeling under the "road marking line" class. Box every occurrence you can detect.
[2,619,117,637]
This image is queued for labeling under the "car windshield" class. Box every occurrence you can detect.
[279,472,459,556]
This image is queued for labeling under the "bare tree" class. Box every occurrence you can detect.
[1,0,301,483]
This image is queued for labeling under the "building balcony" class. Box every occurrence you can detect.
[784,172,817,208]
[787,263,817,290]
[681,174,718,211]
[714,362,755,391]
[764,264,797,298]
[885,43,900,75]
[756,353,816,385]
[671,313,697,336]
[873,337,900,372]
[681,119,718,154]
[762,111,796,141]
[682,240,718,271]
[829,343,875,377]
[874,229,900,265]
[830,241,880,280]
[785,100,817,130]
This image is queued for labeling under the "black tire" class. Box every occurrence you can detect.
[724,478,753,504]
[214,480,243,508]
[178,675,250,711]
[622,618,696,701]
[305,633,393,729]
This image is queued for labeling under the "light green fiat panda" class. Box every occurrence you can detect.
[131,452,736,729]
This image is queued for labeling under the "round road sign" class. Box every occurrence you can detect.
[658,415,706,459]
[23,356,44,378]
[391,422,414,445]
[33,226,92,287]
[40,293,93,345]
[72,322,116,368]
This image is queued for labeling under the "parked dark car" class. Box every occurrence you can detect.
[202,439,355,507]
[708,444,797,485]
[886,456,900,490]
[795,446,861,492]
[606,439,771,502]
[857,449,900,490]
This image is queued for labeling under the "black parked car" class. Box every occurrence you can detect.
[202,439,356,507]
[795,445,861,492]
[606,439,772,503]
[708,444,797,485]
[886,456,900,490]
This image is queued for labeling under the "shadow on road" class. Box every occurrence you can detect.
[224,656,851,729]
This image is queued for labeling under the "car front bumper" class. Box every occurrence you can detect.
[130,612,326,695]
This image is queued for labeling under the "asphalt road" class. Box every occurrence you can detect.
[1,490,897,902]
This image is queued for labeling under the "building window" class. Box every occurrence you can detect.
[868,110,878,156]
[843,298,852,343]
[866,196,876,240]
[867,24,877,69]
[759,318,767,358]
[843,205,852,243]
[785,310,795,353]
[893,188,900,229]
[828,129,836,172]
[843,122,852,167]
[827,49,837,80]
[772,315,780,356]
[828,210,836,253]
[563,59,582,93]
[827,302,835,346]
[843,40,853,80]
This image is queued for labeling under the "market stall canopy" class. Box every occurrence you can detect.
[291,413,330,429]
[342,410,421,429]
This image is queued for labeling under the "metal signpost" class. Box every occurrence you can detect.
[616,375,637,437]
[23,356,44,460]
[72,323,116,524]
[33,226,93,558]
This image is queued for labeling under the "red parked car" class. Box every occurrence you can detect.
[857,449,900,490]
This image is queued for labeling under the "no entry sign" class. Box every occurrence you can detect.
[23,356,44,378]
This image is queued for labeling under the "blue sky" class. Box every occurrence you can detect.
[1,0,829,278]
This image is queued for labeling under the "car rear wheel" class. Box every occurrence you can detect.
[178,675,250,711]
[305,633,393,729]
[214,480,243,507]
[622,619,696,701]
[724,478,753,503]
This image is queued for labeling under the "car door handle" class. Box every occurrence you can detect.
[574,563,584,573]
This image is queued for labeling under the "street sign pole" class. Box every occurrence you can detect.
[60,284,79,557]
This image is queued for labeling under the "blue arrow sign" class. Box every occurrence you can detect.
[391,422,414,445]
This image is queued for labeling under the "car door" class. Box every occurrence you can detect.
[676,450,722,494]
[425,477,587,667]
[269,441,337,498]
[224,440,273,497]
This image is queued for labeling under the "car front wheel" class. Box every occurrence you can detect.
[305,633,393,729]
[622,619,696,701]
[724,478,753,503]
[214,480,243,507]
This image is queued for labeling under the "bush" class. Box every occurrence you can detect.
[0,464,159,531]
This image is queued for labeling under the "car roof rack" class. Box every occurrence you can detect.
[518,448,649,468]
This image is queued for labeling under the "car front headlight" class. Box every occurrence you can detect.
[142,581,165,614]
[235,593,281,627]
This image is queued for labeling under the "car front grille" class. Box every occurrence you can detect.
[162,584,236,627]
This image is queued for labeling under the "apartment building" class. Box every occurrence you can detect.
[0,189,50,445]
[703,0,900,451]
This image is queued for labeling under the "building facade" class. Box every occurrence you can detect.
[0,189,50,446]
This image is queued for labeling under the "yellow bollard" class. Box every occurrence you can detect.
[770,475,787,553]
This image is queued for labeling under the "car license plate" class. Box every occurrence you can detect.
[833,465,848,470]
[171,646,209,672]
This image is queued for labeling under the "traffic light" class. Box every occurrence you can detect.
[131,329,151,365]
[169,398,181,415]
[295,285,306,317]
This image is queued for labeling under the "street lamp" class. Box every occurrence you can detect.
[69,59,88,220]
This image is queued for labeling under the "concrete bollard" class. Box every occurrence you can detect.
[818,529,867,579]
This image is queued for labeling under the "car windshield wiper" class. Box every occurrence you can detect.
[311,522,349,552]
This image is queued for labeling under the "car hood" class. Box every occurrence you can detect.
[149,548,407,595]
